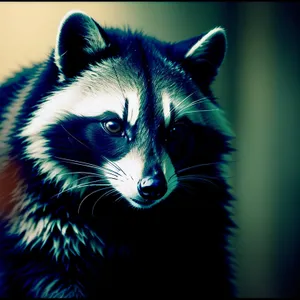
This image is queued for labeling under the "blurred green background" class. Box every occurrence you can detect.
[1,2,300,297]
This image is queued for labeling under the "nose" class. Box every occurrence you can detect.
[137,173,168,201]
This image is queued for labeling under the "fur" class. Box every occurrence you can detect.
[0,10,236,297]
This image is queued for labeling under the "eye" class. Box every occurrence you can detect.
[103,120,124,135]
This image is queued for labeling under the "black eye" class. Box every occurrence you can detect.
[103,120,124,135]
[168,123,187,141]
[166,122,191,159]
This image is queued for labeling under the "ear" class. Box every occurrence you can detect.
[54,10,109,79]
[173,27,227,87]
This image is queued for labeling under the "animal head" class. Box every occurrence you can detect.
[20,10,233,209]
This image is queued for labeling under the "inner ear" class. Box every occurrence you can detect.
[54,10,109,79]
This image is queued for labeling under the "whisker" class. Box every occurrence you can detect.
[176,182,196,196]
[168,173,178,183]
[178,174,221,180]
[167,162,222,184]
[61,125,91,149]
[176,97,210,115]
[101,156,127,177]
[55,156,120,178]
[55,156,110,171]
[79,178,115,186]
[114,194,124,204]
[181,109,219,115]
[78,186,112,215]
[55,156,97,168]
[92,188,119,216]
[168,172,224,183]
[178,175,219,189]
[58,171,102,178]
[169,92,196,114]
[73,175,101,182]
[176,162,222,175]
[52,180,112,199]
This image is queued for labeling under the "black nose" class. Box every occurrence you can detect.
[137,174,168,201]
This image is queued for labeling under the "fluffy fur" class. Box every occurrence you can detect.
[0,10,236,297]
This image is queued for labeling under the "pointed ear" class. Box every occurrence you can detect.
[54,10,109,79]
[173,27,227,87]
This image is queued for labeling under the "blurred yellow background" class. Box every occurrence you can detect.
[1,2,300,297]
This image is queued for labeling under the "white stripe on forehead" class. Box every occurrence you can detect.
[20,86,124,137]
[126,91,140,126]
[71,91,124,117]
[161,91,171,128]
[20,85,141,137]
[73,89,140,124]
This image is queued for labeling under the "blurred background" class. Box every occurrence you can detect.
[1,2,300,297]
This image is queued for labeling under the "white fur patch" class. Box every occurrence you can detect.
[20,85,123,138]
[161,91,171,127]
[103,148,144,202]
[185,27,225,58]
[127,91,140,126]
[7,194,105,260]
[0,64,44,172]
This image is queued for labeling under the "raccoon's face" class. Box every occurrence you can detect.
[20,11,231,209]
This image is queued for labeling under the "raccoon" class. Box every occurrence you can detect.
[0,10,236,297]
